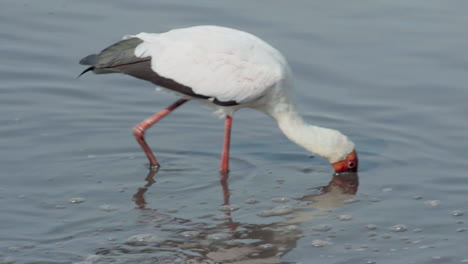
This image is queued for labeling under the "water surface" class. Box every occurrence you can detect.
[1,0,467,263]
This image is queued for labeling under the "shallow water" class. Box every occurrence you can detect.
[1,0,467,263]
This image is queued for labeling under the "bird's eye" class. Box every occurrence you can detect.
[348,161,356,169]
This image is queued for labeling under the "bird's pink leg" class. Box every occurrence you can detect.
[132,99,188,169]
[220,115,232,174]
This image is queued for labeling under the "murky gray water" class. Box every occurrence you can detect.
[1,1,467,263]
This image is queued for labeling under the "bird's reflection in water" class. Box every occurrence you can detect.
[132,168,158,210]
[128,169,359,263]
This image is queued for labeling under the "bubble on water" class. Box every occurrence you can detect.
[424,200,441,207]
[382,187,392,192]
[180,231,200,239]
[126,233,161,244]
[452,210,464,216]
[456,228,466,232]
[99,204,119,212]
[337,214,352,221]
[257,205,293,217]
[367,224,378,230]
[207,232,232,241]
[367,260,377,264]
[8,246,19,252]
[355,246,368,252]
[413,195,423,200]
[390,224,408,232]
[213,214,232,221]
[461,259,468,263]
[312,224,332,232]
[166,208,178,213]
[219,204,240,212]
[369,197,381,203]
[87,154,96,159]
[381,234,392,239]
[245,198,258,204]
[153,216,167,223]
[69,197,86,204]
[344,198,360,204]
[311,239,333,247]
[413,228,422,233]
[368,231,378,237]
[272,197,290,203]
[107,237,116,241]
[258,243,275,250]
[283,225,300,232]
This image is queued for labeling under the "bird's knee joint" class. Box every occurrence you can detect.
[132,126,145,137]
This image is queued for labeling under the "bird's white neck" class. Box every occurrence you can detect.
[271,102,355,164]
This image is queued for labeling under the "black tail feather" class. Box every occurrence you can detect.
[77,66,95,79]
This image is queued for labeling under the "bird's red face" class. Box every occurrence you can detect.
[332,150,358,173]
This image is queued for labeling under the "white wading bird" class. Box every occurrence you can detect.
[79,25,358,174]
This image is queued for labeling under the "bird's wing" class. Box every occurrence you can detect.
[130,26,285,104]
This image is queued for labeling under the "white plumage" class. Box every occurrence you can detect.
[80,25,358,173]
[128,26,285,105]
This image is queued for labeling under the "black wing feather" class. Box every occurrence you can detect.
[78,37,238,106]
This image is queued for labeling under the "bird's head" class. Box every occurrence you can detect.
[332,150,358,174]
